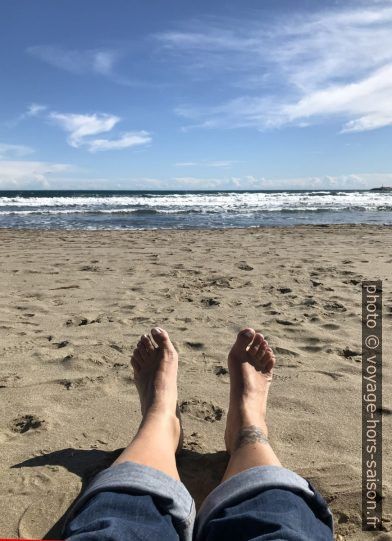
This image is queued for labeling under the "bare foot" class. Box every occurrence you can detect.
[225,328,276,454]
[131,327,181,452]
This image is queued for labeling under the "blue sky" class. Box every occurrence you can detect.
[1,0,392,190]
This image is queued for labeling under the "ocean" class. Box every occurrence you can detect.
[0,190,391,230]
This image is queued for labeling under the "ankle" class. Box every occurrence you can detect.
[227,422,270,454]
[236,402,268,433]
[139,410,180,439]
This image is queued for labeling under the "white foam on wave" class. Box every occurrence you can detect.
[0,191,391,214]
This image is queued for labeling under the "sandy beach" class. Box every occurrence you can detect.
[0,225,391,540]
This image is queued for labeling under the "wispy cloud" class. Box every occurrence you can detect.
[25,103,47,118]
[159,2,392,132]
[27,45,121,78]
[49,112,151,152]
[86,132,152,152]
[0,143,34,159]
[0,160,71,189]
[6,103,48,128]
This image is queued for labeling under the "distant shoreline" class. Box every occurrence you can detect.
[370,186,392,192]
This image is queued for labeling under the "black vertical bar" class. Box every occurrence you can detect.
[362,281,382,531]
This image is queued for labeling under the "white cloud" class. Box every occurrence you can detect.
[0,143,34,159]
[49,112,151,152]
[87,132,151,152]
[161,2,392,132]
[170,173,392,190]
[1,163,389,190]
[283,63,392,132]
[27,45,120,77]
[0,161,72,189]
[50,112,120,147]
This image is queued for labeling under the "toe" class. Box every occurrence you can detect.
[136,340,149,362]
[133,348,143,363]
[131,351,142,372]
[141,334,155,354]
[255,339,268,361]
[151,327,173,350]
[231,328,255,354]
[259,344,276,374]
[248,333,264,358]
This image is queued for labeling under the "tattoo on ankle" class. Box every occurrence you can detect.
[236,425,269,449]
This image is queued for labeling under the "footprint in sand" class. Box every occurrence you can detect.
[301,344,324,352]
[276,318,297,326]
[55,340,69,349]
[65,315,113,327]
[323,301,347,313]
[339,347,361,359]
[209,277,232,288]
[299,463,363,539]
[274,346,300,357]
[58,375,106,390]
[18,493,70,540]
[299,337,324,352]
[79,265,101,272]
[65,317,89,327]
[322,323,340,330]
[238,262,254,271]
[278,287,292,294]
[51,284,80,290]
[202,298,221,307]
[10,415,44,434]
[183,431,203,451]
[214,365,229,376]
[303,298,317,307]
[185,341,205,350]
[179,399,224,422]
[110,343,124,353]
[0,373,22,388]
[60,354,74,365]
[315,370,345,381]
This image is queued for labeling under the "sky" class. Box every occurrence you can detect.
[0,0,392,190]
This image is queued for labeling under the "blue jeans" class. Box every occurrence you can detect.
[63,462,333,540]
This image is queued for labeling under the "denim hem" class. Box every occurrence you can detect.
[195,465,333,539]
[63,461,195,541]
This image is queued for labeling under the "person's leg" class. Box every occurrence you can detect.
[223,328,280,479]
[113,327,181,478]
[196,329,333,541]
[64,328,195,541]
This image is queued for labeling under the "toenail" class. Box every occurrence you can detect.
[243,330,254,337]
[152,327,162,334]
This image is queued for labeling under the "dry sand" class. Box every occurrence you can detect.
[0,225,391,540]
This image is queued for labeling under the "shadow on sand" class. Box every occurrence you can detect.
[12,446,229,539]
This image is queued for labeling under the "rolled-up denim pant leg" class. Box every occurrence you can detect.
[63,462,196,541]
[195,465,334,541]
